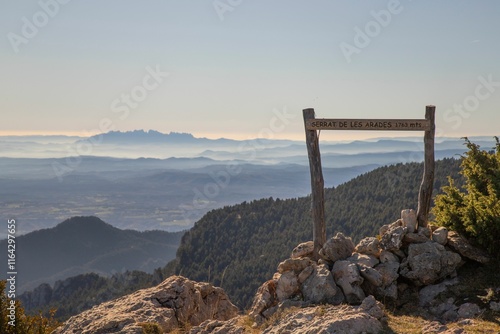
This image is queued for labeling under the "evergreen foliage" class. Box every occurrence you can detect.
[1,280,61,334]
[433,137,500,256]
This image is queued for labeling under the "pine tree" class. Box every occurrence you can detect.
[433,137,500,256]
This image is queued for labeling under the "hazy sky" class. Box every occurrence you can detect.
[1,1,499,141]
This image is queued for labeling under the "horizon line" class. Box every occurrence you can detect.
[0,129,497,142]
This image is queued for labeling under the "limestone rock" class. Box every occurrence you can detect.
[458,303,481,319]
[277,257,313,274]
[302,264,344,305]
[261,304,383,334]
[401,209,418,233]
[404,232,430,244]
[332,260,366,304]
[360,295,385,320]
[319,232,355,262]
[375,261,400,287]
[297,265,314,284]
[447,231,490,264]
[380,225,408,251]
[249,280,278,319]
[354,237,381,257]
[347,253,379,268]
[189,317,246,334]
[275,271,299,302]
[379,219,403,237]
[400,242,462,286]
[490,301,500,312]
[432,227,448,245]
[291,241,314,259]
[359,266,383,287]
[366,261,399,299]
[53,276,238,334]
[379,250,400,263]
[419,278,459,307]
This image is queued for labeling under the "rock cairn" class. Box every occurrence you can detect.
[249,209,490,324]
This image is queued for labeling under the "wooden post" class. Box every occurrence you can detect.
[417,105,436,228]
[303,108,326,259]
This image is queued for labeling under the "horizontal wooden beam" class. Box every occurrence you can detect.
[306,119,431,131]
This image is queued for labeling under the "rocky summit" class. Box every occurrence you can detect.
[52,209,497,333]
[248,209,491,329]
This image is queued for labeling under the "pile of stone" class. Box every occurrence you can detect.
[249,209,490,324]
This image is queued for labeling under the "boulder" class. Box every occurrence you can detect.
[332,260,366,304]
[354,237,381,257]
[401,209,418,233]
[380,225,408,251]
[404,232,430,244]
[291,241,314,259]
[446,231,490,264]
[379,250,400,263]
[360,295,385,320]
[375,261,400,287]
[275,271,300,302]
[432,227,448,245]
[359,266,383,287]
[364,261,399,300]
[249,280,278,319]
[400,242,462,286]
[302,264,344,305]
[53,276,238,334]
[277,257,313,274]
[347,253,379,268]
[458,303,482,319]
[379,219,402,236]
[490,301,500,312]
[297,265,314,284]
[419,278,459,307]
[319,232,355,262]
[261,303,383,334]
[376,283,398,299]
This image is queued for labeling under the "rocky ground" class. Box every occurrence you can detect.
[51,209,500,334]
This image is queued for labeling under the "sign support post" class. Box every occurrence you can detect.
[417,105,436,228]
[303,108,326,260]
[303,106,436,256]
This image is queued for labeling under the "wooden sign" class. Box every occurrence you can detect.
[306,119,431,131]
[303,107,436,260]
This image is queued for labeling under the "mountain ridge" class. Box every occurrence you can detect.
[0,216,184,293]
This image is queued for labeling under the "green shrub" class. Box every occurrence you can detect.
[1,280,61,334]
[433,137,500,256]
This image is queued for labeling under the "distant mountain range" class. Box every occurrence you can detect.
[0,216,184,293]
[1,131,497,237]
[0,129,497,160]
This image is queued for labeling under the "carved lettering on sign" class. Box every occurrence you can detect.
[306,119,431,131]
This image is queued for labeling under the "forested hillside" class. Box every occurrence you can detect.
[0,216,184,293]
[21,158,462,319]
[168,158,462,309]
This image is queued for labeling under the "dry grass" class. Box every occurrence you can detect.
[382,312,500,334]
[236,315,262,334]
[380,259,500,333]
